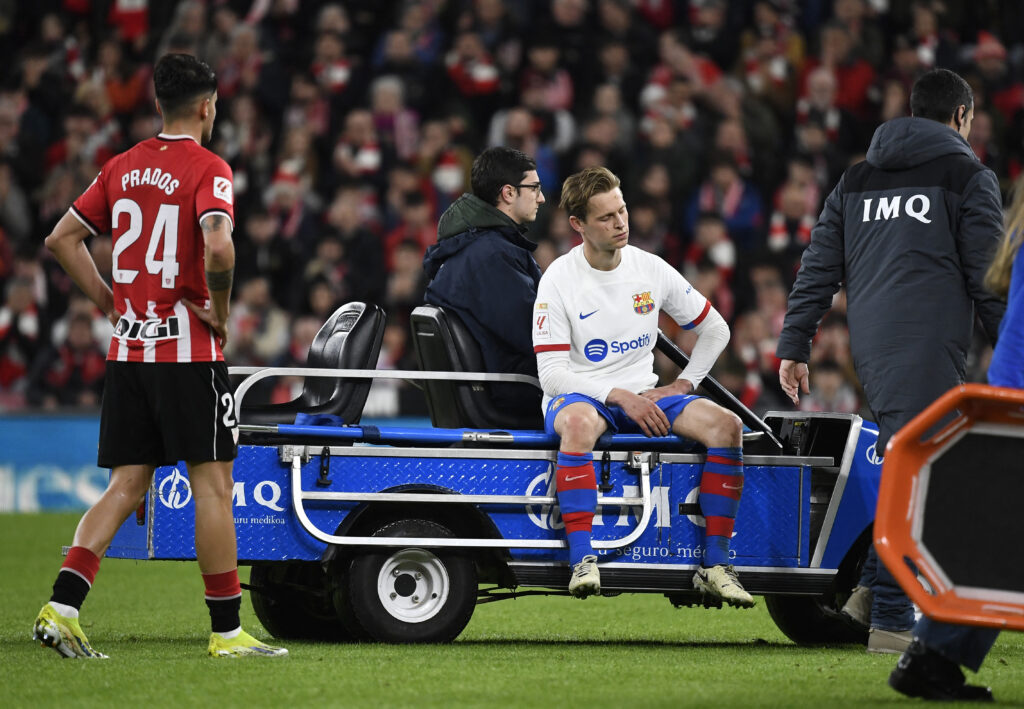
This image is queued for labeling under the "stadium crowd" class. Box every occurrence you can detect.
[0,0,1022,417]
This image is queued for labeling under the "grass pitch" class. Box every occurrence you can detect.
[3,513,1023,708]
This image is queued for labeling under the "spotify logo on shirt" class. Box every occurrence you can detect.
[584,339,609,362]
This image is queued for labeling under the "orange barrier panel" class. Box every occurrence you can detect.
[875,383,1024,631]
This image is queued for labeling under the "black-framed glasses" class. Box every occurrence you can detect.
[513,182,543,194]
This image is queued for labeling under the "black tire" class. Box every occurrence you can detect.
[765,535,871,645]
[249,561,353,641]
[337,518,477,643]
[764,593,868,645]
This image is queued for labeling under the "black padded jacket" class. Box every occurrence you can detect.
[776,117,1005,423]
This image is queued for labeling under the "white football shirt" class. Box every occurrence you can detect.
[532,244,721,408]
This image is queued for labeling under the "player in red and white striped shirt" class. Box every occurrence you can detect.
[33,54,285,660]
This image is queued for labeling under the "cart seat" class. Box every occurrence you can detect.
[239,301,386,425]
[411,305,543,430]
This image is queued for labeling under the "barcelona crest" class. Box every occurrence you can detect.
[632,291,655,315]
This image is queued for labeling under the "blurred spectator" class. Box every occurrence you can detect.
[218,92,273,205]
[545,0,591,82]
[968,108,1006,184]
[200,4,240,71]
[217,23,264,100]
[92,36,149,119]
[385,238,427,315]
[595,0,657,74]
[796,66,861,160]
[520,35,573,112]
[445,30,501,127]
[223,276,291,367]
[0,91,44,194]
[970,31,1024,125]
[28,312,105,409]
[833,0,885,69]
[802,21,875,120]
[49,289,113,357]
[685,0,741,74]
[331,108,395,193]
[322,186,385,305]
[415,118,474,213]
[0,276,40,407]
[587,39,645,109]
[384,191,437,269]
[277,124,322,196]
[284,72,331,141]
[487,106,559,190]
[268,315,322,404]
[0,158,32,244]
[738,13,801,122]
[647,28,722,97]
[235,207,294,301]
[685,152,764,250]
[373,29,438,114]
[768,179,817,267]
[685,212,736,283]
[909,0,959,70]
[264,165,319,258]
[370,75,419,162]
[311,30,359,103]
[794,116,847,198]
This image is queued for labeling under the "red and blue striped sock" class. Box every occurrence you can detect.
[699,446,744,567]
[556,451,597,565]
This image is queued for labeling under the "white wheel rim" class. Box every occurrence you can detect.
[376,548,450,623]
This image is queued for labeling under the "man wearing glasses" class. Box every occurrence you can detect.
[424,146,547,419]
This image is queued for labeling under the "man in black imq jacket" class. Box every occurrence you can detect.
[423,147,546,419]
[776,69,1004,698]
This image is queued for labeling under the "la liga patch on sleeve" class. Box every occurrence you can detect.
[213,176,233,204]
[534,305,550,340]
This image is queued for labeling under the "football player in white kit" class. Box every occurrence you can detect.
[533,167,754,607]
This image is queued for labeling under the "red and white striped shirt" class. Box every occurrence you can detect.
[71,133,234,363]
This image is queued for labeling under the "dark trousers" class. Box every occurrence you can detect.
[858,544,915,631]
[916,617,1000,673]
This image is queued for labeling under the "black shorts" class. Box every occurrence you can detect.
[98,361,239,468]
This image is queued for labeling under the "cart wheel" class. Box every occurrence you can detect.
[764,537,870,645]
[249,561,354,641]
[764,593,867,645]
[339,518,477,643]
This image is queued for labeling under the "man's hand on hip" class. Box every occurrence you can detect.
[779,359,809,406]
[607,387,670,437]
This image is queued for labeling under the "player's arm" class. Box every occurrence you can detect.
[44,212,117,326]
[642,305,729,401]
[185,213,234,346]
[644,260,729,401]
[776,174,847,404]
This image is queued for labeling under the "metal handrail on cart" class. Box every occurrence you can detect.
[286,450,655,549]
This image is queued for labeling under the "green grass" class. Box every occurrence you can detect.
[3,514,1023,708]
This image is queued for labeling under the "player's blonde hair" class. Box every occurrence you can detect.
[559,167,621,221]
[985,175,1024,298]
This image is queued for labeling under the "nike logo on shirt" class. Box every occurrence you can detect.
[579,310,598,319]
